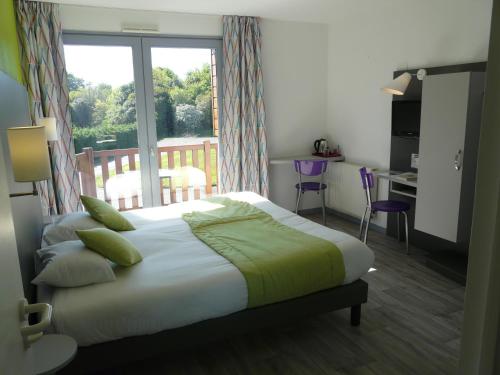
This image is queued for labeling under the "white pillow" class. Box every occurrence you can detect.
[42,212,106,246]
[32,241,116,288]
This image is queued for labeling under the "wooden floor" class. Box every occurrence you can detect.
[98,213,464,375]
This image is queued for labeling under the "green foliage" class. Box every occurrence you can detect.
[155,91,175,138]
[153,67,182,92]
[68,63,214,148]
[167,64,214,137]
[152,67,180,139]
[106,83,136,125]
[67,73,85,91]
[69,84,113,128]
[195,91,213,136]
[73,124,138,154]
[183,64,212,104]
[175,104,203,136]
[70,95,93,127]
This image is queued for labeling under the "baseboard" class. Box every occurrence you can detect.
[296,207,323,215]
[297,207,386,234]
[425,251,467,286]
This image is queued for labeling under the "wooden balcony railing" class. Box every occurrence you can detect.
[76,140,218,210]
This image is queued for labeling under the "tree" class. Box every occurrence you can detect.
[67,62,215,141]
[92,100,109,128]
[152,67,181,138]
[195,92,213,136]
[69,86,96,127]
[70,95,93,127]
[170,86,191,106]
[184,64,212,103]
[106,82,136,125]
[175,104,203,136]
[152,67,182,93]
[164,64,214,137]
[92,84,112,127]
[94,83,112,101]
[67,73,85,92]
[155,92,175,138]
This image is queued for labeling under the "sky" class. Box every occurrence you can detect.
[64,45,211,88]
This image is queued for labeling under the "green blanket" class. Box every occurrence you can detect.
[182,198,345,308]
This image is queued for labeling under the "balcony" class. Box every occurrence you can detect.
[76,139,218,210]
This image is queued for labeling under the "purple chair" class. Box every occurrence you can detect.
[294,160,328,225]
[359,167,410,253]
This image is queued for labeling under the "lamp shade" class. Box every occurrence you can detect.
[7,126,51,182]
[38,117,58,141]
[381,72,412,96]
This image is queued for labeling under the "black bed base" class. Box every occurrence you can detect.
[61,279,368,374]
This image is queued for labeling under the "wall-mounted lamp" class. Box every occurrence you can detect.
[381,68,427,96]
[7,126,51,197]
[38,117,58,142]
[37,117,60,213]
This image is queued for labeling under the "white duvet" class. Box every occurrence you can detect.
[40,192,374,346]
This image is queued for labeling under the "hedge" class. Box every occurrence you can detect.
[73,124,138,154]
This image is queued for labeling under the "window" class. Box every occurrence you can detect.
[64,34,222,210]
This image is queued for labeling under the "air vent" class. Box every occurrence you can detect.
[121,24,159,34]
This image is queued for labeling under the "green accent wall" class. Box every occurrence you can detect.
[0,0,22,83]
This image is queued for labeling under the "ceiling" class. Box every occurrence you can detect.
[43,0,343,23]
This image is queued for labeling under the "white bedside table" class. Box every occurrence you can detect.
[31,334,77,375]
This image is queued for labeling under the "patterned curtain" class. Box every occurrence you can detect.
[220,16,269,197]
[16,1,81,215]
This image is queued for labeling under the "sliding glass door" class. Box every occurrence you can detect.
[142,38,222,207]
[64,35,152,209]
[63,34,221,210]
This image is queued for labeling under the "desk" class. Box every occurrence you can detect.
[270,155,345,164]
[376,171,418,199]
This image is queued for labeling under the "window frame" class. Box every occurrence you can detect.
[63,32,223,208]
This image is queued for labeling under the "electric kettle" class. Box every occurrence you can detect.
[314,139,328,154]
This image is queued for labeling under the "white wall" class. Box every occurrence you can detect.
[60,5,222,36]
[59,5,328,211]
[60,2,493,219]
[326,0,492,226]
[262,20,327,210]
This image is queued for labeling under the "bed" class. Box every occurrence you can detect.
[36,192,373,374]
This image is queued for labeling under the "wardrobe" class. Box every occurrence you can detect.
[387,63,486,284]
[415,72,485,244]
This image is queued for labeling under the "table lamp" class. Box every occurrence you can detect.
[7,126,51,197]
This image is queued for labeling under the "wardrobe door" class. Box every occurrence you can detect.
[414,72,470,242]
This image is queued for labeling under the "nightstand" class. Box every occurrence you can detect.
[32,334,77,375]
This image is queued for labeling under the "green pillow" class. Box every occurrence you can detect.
[80,195,135,231]
[76,228,142,267]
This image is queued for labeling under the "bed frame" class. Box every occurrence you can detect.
[60,279,368,374]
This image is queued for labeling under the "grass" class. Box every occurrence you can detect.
[94,149,217,189]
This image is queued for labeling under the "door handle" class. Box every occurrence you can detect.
[19,298,52,348]
[453,149,462,171]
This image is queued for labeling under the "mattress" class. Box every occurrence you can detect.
[39,192,374,346]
